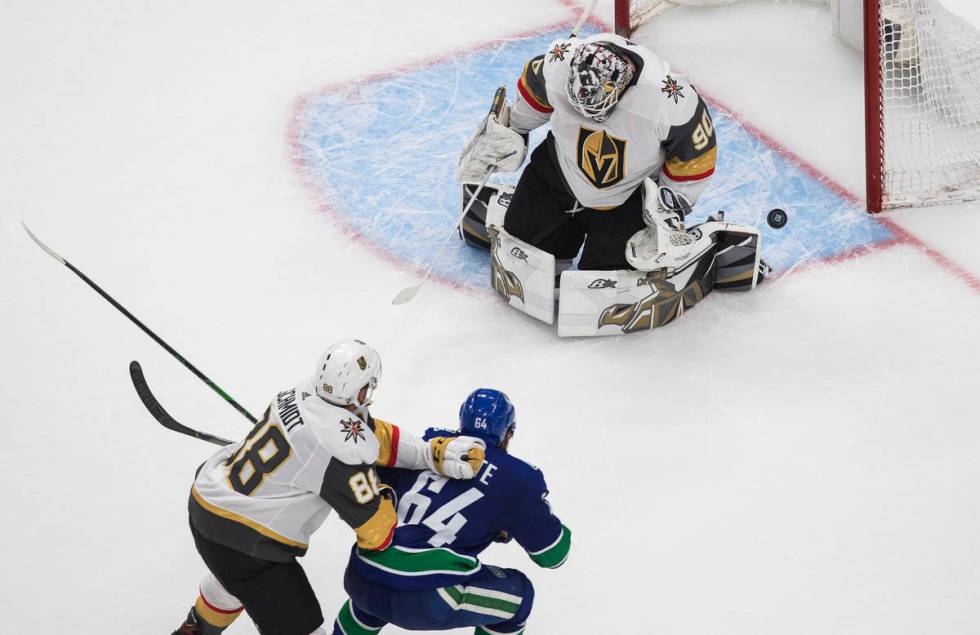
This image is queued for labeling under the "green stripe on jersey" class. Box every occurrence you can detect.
[335,600,381,635]
[357,545,481,576]
[439,585,522,618]
[529,525,571,568]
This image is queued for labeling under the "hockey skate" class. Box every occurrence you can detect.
[172,608,226,635]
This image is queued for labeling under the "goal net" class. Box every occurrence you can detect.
[615,0,980,211]
[872,0,980,209]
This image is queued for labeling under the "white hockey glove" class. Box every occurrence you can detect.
[626,182,695,272]
[424,435,487,479]
[455,101,527,183]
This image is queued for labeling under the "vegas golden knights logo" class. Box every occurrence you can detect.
[598,271,705,333]
[488,226,525,303]
[577,127,627,189]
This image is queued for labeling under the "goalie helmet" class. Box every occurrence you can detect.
[315,339,382,407]
[458,388,516,448]
[566,42,635,121]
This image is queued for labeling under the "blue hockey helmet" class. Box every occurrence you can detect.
[458,388,516,447]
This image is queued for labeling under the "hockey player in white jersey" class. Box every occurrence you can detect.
[455,33,769,335]
[172,339,487,635]
[457,32,717,273]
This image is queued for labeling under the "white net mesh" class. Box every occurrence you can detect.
[879,0,980,208]
[621,0,980,210]
[624,0,745,31]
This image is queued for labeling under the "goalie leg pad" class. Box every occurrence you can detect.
[460,183,515,250]
[489,225,555,325]
[557,254,717,337]
[557,269,651,337]
[713,225,762,291]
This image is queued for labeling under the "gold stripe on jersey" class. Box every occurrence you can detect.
[372,418,399,467]
[194,596,242,628]
[662,146,717,182]
[354,496,396,551]
[191,486,309,550]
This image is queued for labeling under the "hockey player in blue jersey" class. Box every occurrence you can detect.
[331,388,571,635]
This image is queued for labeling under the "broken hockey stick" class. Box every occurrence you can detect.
[130,360,234,446]
[21,222,259,424]
[391,86,508,305]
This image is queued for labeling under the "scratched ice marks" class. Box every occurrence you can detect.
[294,28,893,290]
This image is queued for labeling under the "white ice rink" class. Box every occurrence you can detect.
[1,1,978,633]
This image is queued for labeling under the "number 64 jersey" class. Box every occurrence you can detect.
[349,429,572,591]
[189,377,422,563]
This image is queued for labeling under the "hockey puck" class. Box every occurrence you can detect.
[767,208,788,229]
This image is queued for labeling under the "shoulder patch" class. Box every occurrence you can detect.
[303,395,378,465]
[548,41,570,62]
[661,75,685,103]
[340,417,368,444]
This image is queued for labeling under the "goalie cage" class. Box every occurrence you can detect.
[614,0,980,212]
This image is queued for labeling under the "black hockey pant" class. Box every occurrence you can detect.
[502,136,646,271]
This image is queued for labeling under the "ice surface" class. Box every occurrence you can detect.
[293,31,894,284]
[1,1,978,633]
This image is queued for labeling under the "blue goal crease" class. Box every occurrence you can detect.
[294,27,893,290]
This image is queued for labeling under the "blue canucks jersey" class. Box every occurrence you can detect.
[348,429,571,591]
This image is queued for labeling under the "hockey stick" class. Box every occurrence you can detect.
[391,166,496,305]
[21,222,259,424]
[391,87,508,305]
[570,0,601,37]
[129,360,234,446]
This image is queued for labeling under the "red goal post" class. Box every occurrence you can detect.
[615,0,980,213]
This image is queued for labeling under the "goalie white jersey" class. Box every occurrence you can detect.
[509,33,717,209]
[190,376,413,562]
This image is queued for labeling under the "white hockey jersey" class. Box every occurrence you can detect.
[509,33,717,209]
[190,376,426,562]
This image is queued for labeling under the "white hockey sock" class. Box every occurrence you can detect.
[194,573,244,629]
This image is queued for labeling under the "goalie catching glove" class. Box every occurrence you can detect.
[424,435,487,479]
[455,100,527,183]
[626,181,696,272]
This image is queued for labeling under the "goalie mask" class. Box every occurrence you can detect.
[566,42,634,121]
[315,339,382,407]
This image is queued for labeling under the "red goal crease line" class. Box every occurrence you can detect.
[286,0,980,296]
[286,8,605,303]
[598,1,980,293]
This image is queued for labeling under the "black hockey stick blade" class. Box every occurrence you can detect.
[129,361,234,446]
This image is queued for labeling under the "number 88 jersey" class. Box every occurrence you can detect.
[189,376,398,563]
